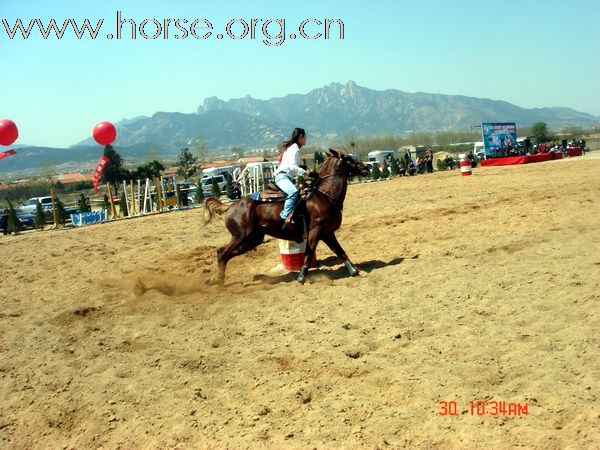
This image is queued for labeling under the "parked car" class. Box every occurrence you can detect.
[176,182,197,192]
[17,196,77,223]
[1,210,36,230]
[18,196,53,214]
[176,182,197,207]
[200,175,226,197]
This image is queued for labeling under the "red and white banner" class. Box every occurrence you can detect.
[0,149,16,160]
[93,155,110,191]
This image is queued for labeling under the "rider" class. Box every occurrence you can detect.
[274,128,317,229]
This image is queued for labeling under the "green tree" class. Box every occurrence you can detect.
[119,192,128,217]
[191,137,208,165]
[211,177,221,198]
[6,200,20,235]
[34,199,46,230]
[54,197,68,226]
[381,162,390,178]
[225,173,233,198]
[532,122,550,143]
[230,146,245,160]
[136,160,165,180]
[176,147,199,181]
[77,193,90,213]
[371,164,381,180]
[261,148,273,159]
[101,144,126,195]
[41,159,57,182]
[390,158,401,176]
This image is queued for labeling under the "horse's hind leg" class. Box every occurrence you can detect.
[214,231,264,285]
[321,233,359,277]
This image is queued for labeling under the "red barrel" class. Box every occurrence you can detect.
[278,239,317,271]
[459,155,472,176]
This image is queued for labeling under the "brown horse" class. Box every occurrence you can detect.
[203,149,369,284]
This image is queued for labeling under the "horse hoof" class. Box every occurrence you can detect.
[297,266,308,284]
[344,260,359,277]
[206,276,223,286]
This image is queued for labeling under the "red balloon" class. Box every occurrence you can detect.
[93,121,117,145]
[0,119,19,146]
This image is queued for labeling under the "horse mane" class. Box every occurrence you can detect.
[319,153,340,175]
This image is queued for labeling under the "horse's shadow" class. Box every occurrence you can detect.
[253,255,416,285]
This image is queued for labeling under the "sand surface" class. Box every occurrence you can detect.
[1,153,599,448]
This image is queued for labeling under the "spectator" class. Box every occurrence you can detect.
[425,147,434,173]
[1,208,8,235]
[403,150,412,170]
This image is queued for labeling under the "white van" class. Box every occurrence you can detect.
[368,150,397,166]
[202,165,241,181]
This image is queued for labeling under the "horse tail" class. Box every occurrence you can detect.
[203,198,230,224]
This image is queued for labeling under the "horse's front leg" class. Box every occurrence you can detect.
[297,226,321,284]
[321,233,359,277]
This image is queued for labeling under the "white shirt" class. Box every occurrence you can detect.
[275,143,306,178]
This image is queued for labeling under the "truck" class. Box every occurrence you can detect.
[473,142,485,159]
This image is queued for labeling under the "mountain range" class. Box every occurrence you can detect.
[2,80,598,177]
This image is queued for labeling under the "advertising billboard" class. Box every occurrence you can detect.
[481,122,517,158]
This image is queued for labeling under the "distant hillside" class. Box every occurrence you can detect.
[198,81,599,136]
[0,143,171,179]
[72,81,598,151]
[2,80,598,178]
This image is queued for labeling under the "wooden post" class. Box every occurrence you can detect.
[130,179,137,216]
[49,188,58,229]
[155,177,163,212]
[106,183,117,219]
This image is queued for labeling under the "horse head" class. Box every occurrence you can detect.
[325,148,370,177]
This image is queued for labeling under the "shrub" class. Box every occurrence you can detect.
[371,164,381,180]
[225,173,233,199]
[390,158,401,176]
[194,178,205,204]
[119,191,128,217]
[6,200,20,235]
[77,193,90,213]
[211,177,220,198]
[34,200,46,230]
[54,197,68,226]
[381,162,390,178]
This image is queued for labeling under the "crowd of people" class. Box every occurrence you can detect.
[533,139,586,156]
[496,138,587,158]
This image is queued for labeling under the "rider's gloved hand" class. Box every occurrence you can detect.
[307,171,319,179]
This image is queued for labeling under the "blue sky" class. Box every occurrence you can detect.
[1,0,599,147]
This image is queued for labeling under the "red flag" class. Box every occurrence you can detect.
[0,149,16,160]
[93,155,110,191]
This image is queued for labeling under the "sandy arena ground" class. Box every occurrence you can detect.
[1,153,599,449]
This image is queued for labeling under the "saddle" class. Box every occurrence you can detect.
[250,180,317,203]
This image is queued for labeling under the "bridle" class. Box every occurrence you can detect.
[311,160,356,213]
